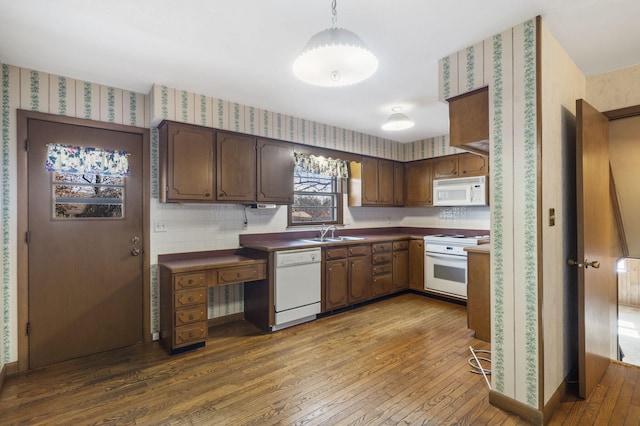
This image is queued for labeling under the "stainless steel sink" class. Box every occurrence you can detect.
[332,236,365,241]
[299,236,365,244]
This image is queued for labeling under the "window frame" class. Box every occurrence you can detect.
[287,171,344,227]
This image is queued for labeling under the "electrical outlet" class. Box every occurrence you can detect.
[154,220,167,232]
[152,332,160,341]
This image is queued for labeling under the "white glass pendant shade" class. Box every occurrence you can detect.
[381,112,415,131]
[293,28,378,87]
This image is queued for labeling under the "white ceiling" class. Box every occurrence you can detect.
[1,0,639,143]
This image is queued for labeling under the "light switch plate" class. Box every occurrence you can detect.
[154,220,167,232]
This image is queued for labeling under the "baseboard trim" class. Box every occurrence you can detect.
[208,312,244,327]
[543,378,567,424]
[490,390,544,425]
[0,361,19,392]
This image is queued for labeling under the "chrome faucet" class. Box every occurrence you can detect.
[319,223,336,240]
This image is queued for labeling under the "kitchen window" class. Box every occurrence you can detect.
[288,153,347,226]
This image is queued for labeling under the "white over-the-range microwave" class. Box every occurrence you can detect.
[433,175,488,207]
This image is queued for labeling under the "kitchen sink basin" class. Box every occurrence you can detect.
[299,236,365,244]
[332,236,365,241]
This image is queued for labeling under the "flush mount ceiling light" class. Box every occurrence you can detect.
[381,106,415,131]
[292,0,378,87]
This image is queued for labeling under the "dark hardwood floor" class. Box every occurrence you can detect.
[0,293,637,425]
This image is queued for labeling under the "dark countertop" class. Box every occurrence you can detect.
[240,233,425,252]
[464,244,491,254]
[158,249,267,274]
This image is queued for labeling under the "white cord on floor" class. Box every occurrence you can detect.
[469,346,491,390]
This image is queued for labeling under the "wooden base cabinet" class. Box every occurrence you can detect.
[409,239,425,291]
[159,268,208,353]
[392,241,409,291]
[466,247,491,342]
[371,242,393,298]
[323,244,371,311]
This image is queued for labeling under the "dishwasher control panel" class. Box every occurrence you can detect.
[275,248,321,267]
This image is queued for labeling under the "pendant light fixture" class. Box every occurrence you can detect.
[381,106,415,131]
[293,0,378,87]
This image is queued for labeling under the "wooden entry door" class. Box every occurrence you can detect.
[575,99,616,398]
[26,116,144,369]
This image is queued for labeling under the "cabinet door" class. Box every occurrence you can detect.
[392,249,409,290]
[432,155,459,179]
[325,259,349,311]
[160,121,215,202]
[257,139,294,203]
[448,86,489,155]
[393,162,405,206]
[409,239,425,291]
[349,256,371,304]
[378,159,394,206]
[361,157,379,205]
[405,160,433,206]
[458,152,489,177]
[216,131,256,202]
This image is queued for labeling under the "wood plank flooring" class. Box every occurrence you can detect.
[0,293,637,425]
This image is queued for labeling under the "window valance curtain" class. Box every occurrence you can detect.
[294,152,349,178]
[45,144,131,176]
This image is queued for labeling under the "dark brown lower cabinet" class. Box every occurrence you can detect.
[409,239,425,291]
[324,244,371,311]
[392,241,409,290]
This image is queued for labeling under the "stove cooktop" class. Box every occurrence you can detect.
[423,234,489,246]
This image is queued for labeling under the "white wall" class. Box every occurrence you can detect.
[539,22,586,405]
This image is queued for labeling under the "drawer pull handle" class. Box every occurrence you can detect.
[189,314,194,321]
[188,279,193,284]
[188,332,194,338]
[188,296,194,303]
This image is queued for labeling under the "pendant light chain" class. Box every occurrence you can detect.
[331,0,337,28]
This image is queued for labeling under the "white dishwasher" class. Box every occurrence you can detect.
[273,247,322,330]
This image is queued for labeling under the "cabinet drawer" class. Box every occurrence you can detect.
[372,264,392,275]
[372,252,392,265]
[217,264,266,285]
[326,247,348,260]
[348,245,371,257]
[174,323,207,347]
[174,272,206,290]
[393,240,409,251]
[175,288,206,308]
[372,242,392,253]
[175,307,207,327]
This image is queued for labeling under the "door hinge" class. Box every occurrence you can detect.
[24,139,29,152]
[25,231,30,244]
[26,322,31,336]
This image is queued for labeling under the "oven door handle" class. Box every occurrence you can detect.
[426,252,466,261]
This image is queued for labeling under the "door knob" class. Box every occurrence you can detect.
[568,259,600,269]
[131,248,140,256]
[584,259,600,269]
[131,236,140,244]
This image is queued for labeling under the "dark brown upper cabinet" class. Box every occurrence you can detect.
[458,152,489,176]
[349,157,402,207]
[432,155,459,179]
[159,122,295,205]
[256,139,295,204]
[216,131,257,202]
[432,152,489,180]
[448,86,489,155]
[393,162,405,206]
[404,159,433,207]
[159,121,215,202]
